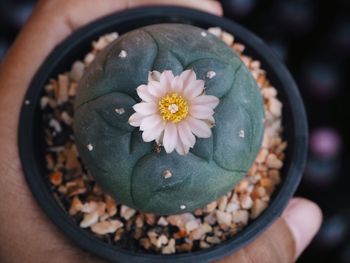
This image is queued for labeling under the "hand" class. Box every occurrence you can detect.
[0,1,321,262]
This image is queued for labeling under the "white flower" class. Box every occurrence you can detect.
[128,70,219,155]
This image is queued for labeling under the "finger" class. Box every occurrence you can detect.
[216,198,322,263]
[128,0,223,16]
[281,198,323,259]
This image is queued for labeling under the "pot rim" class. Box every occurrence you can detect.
[18,6,308,263]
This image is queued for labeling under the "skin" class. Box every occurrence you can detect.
[0,1,322,262]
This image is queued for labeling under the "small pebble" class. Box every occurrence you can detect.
[68,83,78,97]
[232,210,249,225]
[185,220,200,232]
[80,211,99,228]
[204,201,217,213]
[157,217,169,226]
[87,144,93,151]
[104,32,119,43]
[58,74,69,104]
[61,111,73,126]
[105,195,117,216]
[269,97,282,117]
[81,201,98,213]
[218,196,228,211]
[69,196,83,215]
[216,211,232,227]
[140,238,152,250]
[49,119,62,133]
[189,227,205,240]
[241,56,252,67]
[226,202,239,213]
[266,154,283,169]
[145,213,156,225]
[120,206,136,220]
[167,213,196,229]
[70,61,85,82]
[206,236,221,244]
[100,213,109,221]
[240,195,253,209]
[91,220,123,235]
[93,37,109,51]
[221,31,234,46]
[84,53,95,65]
[49,171,62,186]
[256,148,269,163]
[235,179,249,193]
[135,215,144,228]
[208,27,222,37]
[251,60,261,69]
[95,202,107,216]
[251,199,268,219]
[200,241,211,249]
[261,87,278,98]
[114,228,124,242]
[40,97,49,109]
[204,213,216,225]
[233,43,245,53]
[162,239,176,254]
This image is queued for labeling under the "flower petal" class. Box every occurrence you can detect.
[180,69,196,87]
[187,116,212,138]
[137,84,156,102]
[190,105,214,120]
[183,80,205,99]
[142,122,165,142]
[140,114,162,131]
[175,136,190,155]
[133,102,158,115]
[178,120,196,147]
[156,130,164,144]
[148,71,161,82]
[207,115,215,125]
[160,70,175,90]
[163,122,178,153]
[190,95,220,108]
[128,112,144,127]
[171,76,184,93]
[148,81,165,98]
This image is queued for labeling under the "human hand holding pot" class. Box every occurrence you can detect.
[0,0,322,262]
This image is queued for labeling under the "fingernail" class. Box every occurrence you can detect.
[282,198,323,259]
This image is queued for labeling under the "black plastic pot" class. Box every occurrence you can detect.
[18,6,308,263]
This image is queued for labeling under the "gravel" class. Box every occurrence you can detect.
[41,28,286,255]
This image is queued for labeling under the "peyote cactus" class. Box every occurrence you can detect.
[74,24,264,215]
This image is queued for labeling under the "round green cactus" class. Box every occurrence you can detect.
[74,24,264,215]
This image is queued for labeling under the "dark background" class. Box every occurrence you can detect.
[1,0,349,262]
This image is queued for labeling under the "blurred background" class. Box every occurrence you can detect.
[1,0,349,262]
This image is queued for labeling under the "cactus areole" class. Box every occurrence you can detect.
[74,24,265,215]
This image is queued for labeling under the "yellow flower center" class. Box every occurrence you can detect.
[158,93,189,123]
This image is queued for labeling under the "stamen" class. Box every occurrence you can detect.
[158,93,189,123]
[168,104,179,114]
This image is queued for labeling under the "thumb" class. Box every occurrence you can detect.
[216,198,322,263]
